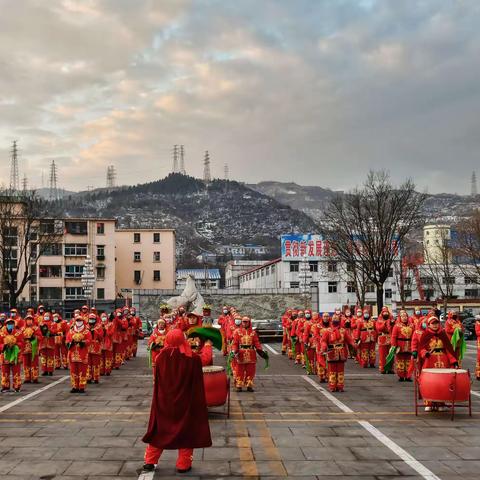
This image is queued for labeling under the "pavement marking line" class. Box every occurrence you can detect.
[137,470,155,480]
[471,390,480,399]
[264,344,279,355]
[303,375,442,480]
[0,376,69,413]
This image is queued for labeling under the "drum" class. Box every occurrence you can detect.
[203,366,228,407]
[419,368,470,402]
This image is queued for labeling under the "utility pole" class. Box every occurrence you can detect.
[22,174,28,191]
[203,150,211,183]
[9,140,20,192]
[48,160,59,201]
[224,163,229,180]
[106,165,116,188]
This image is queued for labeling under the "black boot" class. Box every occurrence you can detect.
[142,464,155,472]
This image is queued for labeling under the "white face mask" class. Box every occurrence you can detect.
[76,320,84,327]
[44,316,51,321]
[234,319,241,326]
[415,311,421,315]
[223,309,228,314]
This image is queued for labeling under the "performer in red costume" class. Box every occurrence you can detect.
[475,315,480,380]
[87,313,104,384]
[66,316,92,393]
[320,314,355,392]
[142,329,212,474]
[22,315,42,384]
[113,309,128,369]
[444,311,465,363]
[418,315,458,411]
[130,307,141,357]
[302,309,316,374]
[231,316,264,392]
[313,313,331,382]
[281,309,292,355]
[0,318,24,392]
[148,318,169,377]
[376,306,395,374]
[290,310,305,365]
[217,306,232,356]
[287,309,298,360]
[391,310,414,381]
[100,312,115,376]
[356,308,377,368]
[39,311,58,376]
[53,313,69,370]
[185,313,213,366]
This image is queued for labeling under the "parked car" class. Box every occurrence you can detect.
[462,317,476,341]
[140,317,153,338]
[252,319,282,341]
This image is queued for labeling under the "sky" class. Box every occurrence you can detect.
[0,0,479,194]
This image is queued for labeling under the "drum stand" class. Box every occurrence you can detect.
[414,367,472,421]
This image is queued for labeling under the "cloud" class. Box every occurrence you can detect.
[0,0,479,194]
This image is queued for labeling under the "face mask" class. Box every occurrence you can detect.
[223,309,228,314]
[89,319,96,325]
[382,313,389,319]
[364,314,370,320]
[54,317,61,322]
[234,319,242,326]
[422,322,427,329]
[332,320,340,327]
[357,312,362,317]
[44,316,51,321]
[305,314,311,319]
[76,320,84,327]
[7,324,14,332]
[101,316,108,322]
[39,309,44,314]
[415,311,421,315]
[116,313,122,318]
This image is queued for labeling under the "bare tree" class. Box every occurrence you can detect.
[323,171,426,310]
[422,228,455,314]
[455,211,480,284]
[0,190,62,307]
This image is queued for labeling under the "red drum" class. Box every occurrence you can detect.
[419,368,470,402]
[203,366,229,407]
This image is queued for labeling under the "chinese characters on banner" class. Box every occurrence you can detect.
[281,234,335,260]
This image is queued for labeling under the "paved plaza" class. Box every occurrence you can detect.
[1,341,480,479]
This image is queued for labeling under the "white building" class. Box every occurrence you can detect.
[225,260,266,288]
[176,269,221,290]
[239,234,400,312]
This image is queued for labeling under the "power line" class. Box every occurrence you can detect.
[172,145,179,173]
[224,163,229,180]
[9,140,20,192]
[22,174,28,191]
[471,171,477,197]
[203,150,211,183]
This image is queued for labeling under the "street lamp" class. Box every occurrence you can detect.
[81,254,95,308]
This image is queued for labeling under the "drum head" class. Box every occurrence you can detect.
[422,368,467,374]
[202,365,225,373]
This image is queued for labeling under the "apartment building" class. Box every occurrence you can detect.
[28,218,117,303]
[115,229,176,292]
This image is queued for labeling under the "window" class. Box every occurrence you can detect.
[271,264,276,273]
[388,268,394,278]
[96,266,105,280]
[347,281,356,293]
[39,265,62,278]
[289,261,299,272]
[385,289,392,299]
[328,281,338,293]
[424,289,435,299]
[65,265,84,278]
[366,283,375,293]
[404,277,412,286]
[153,251,161,262]
[290,282,300,288]
[134,270,142,285]
[346,263,354,272]
[134,251,141,262]
[65,221,87,235]
[96,245,105,260]
[30,243,38,261]
[97,288,105,299]
[39,220,55,235]
[465,289,479,298]
[64,244,87,256]
[42,243,62,256]
[419,276,434,286]
[465,276,478,285]
[153,232,160,243]
[65,287,84,299]
[309,261,318,272]
[404,289,412,298]
[327,261,337,273]
[134,232,141,243]
[261,269,265,277]
[442,276,455,285]
[39,287,62,300]
[153,270,161,281]
[96,222,105,235]
[4,227,18,246]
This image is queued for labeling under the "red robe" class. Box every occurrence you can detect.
[142,348,212,449]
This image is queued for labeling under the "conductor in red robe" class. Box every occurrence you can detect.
[142,329,212,474]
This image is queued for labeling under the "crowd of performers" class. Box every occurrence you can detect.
[281,306,472,404]
[0,305,142,394]
[148,305,267,392]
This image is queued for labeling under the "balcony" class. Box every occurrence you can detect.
[96,255,105,261]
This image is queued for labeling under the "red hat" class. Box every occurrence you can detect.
[165,329,192,357]
[427,315,439,326]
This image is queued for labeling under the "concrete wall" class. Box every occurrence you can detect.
[133,288,313,321]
